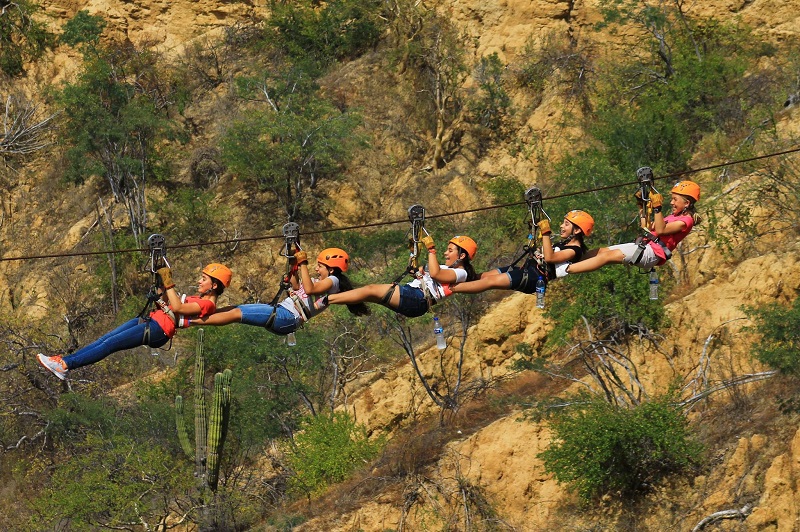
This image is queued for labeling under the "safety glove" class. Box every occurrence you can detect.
[294,250,308,265]
[537,219,552,236]
[420,235,436,251]
[157,267,175,290]
[650,193,663,211]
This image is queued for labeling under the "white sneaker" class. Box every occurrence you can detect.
[37,353,68,380]
[555,263,570,278]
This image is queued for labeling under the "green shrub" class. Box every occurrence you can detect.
[746,297,800,375]
[0,0,54,76]
[539,393,701,500]
[267,0,385,72]
[287,411,383,495]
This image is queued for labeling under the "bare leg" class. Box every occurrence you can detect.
[566,248,626,274]
[193,307,243,326]
[328,284,401,308]
[451,273,512,294]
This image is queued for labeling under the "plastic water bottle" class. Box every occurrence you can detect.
[286,332,297,346]
[535,276,546,309]
[649,270,659,300]
[433,316,446,350]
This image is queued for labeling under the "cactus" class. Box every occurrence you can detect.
[174,329,233,491]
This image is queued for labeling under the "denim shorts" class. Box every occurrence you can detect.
[238,303,301,335]
[393,284,431,318]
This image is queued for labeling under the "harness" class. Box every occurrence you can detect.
[264,222,311,332]
[136,234,174,347]
[630,167,671,267]
[506,186,551,286]
[382,204,435,310]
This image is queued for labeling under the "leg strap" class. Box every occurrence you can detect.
[381,283,398,306]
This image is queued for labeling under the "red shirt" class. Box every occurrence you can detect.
[150,295,216,339]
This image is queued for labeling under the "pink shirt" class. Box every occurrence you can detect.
[649,214,694,262]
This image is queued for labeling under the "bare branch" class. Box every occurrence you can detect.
[692,504,752,531]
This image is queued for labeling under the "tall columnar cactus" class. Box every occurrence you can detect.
[175,329,233,491]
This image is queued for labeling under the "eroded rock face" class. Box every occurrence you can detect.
[9,0,800,529]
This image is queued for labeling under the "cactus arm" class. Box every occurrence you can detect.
[175,395,194,459]
[206,372,224,490]
[194,329,208,476]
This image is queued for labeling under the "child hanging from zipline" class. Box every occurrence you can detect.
[563,180,701,275]
[451,210,593,295]
[188,248,368,334]
[324,235,479,317]
[37,263,232,380]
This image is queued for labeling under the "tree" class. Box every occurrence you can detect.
[54,12,176,245]
[0,0,54,77]
[221,66,363,221]
[401,11,469,169]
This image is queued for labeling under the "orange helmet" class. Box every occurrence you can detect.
[564,210,594,237]
[671,180,701,202]
[448,235,478,260]
[202,263,232,287]
[317,248,350,272]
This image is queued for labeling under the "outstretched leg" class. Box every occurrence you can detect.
[566,247,626,274]
[328,284,400,308]
[194,306,244,326]
[451,272,512,294]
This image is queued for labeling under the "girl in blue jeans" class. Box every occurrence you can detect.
[190,248,368,333]
[37,263,232,380]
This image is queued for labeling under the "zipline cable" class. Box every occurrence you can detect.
[2,145,798,263]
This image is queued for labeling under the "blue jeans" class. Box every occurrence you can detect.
[63,318,169,370]
[239,303,301,335]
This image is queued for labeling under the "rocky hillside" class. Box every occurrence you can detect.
[3,0,800,530]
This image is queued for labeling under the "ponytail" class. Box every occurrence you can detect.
[331,269,370,316]
[454,248,478,282]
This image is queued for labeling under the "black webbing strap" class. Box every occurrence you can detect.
[266,223,301,330]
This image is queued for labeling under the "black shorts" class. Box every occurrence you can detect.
[496,265,543,294]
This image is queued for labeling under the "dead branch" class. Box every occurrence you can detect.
[1,94,58,159]
[692,503,752,531]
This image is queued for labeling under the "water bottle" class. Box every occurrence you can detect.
[535,276,546,309]
[649,270,659,300]
[286,332,297,346]
[433,316,446,350]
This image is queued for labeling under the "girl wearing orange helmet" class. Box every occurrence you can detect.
[188,247,367,335]
[38,262,231,380]
[325,235,479,317]
[452,210,593,295]
[564,180,701,274]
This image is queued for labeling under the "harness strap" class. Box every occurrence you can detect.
[381,283,398,306]
[632,232,672,265]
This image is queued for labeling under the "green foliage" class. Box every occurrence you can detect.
[287,411,383,495]
[514,31,590,104]
[52,36,178,240]
[150,188,228,244]
[60,10,106,48]
[30,433,192,529]
[545,266,669,346]
[0,0,54,77]
[539,393,702,500]
[222,69,364,220]
[32,394,190,528]
[267,0,385,73]
[468,53,512,150]
[745,297,800,375]
[591,3,770,173]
